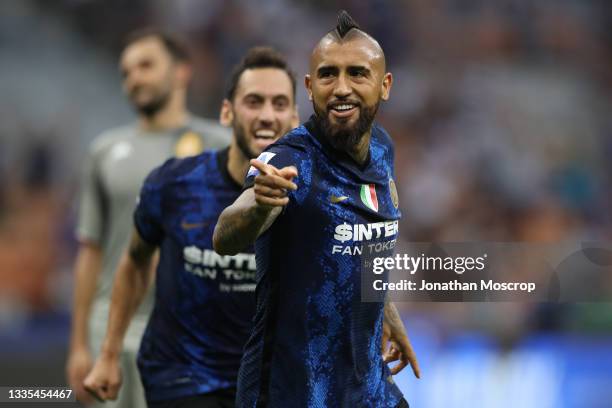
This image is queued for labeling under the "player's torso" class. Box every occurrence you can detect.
[277,127,401,314]
[93,121,227,289]
[92,127,197,322]
[247,126,403,407]
[305,149,401,267]
[98,135,174,207]
[139,151,255,398]
[155,157,256,313]
[97,123,224,226]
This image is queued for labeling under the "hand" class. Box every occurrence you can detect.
[250,159,297,208]
[66,346,94,404]
[382,302,421,378]
[83,354,122,402]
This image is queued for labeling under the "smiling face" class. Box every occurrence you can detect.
[305,33,392,152]
[222,67,297,159]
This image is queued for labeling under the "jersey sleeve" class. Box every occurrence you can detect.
[374,124,397,178]
[133,165,166,246]
[386,132,396,178]
[244,143,308,189]
[243,132,312,207]
[75,145,106,244]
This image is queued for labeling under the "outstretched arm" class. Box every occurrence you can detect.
[213,159,297,255]
[83,228,156,401]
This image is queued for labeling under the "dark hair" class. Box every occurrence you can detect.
[123,28,191,63]
[225,46,296,101]
[335,10,361,38]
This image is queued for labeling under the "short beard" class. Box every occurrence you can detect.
[313,101,379,153]
[134,91,171,118]
[232,119,258,159]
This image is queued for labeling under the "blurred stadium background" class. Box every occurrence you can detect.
[1,0,611,406]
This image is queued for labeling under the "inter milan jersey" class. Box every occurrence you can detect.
[134,148,256,402]
[238,116,403,407]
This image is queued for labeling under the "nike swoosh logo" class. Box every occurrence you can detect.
[329,195,349,203]
[181,221,209,230]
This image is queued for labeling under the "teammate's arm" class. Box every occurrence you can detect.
[66,242,102,404]
[382,300,421,378]
[83,229,157,401]
[213,159,297,255]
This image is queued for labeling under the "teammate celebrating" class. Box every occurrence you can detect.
[67,29,229,407]
[83,47,298,408]
[214,11,419,407]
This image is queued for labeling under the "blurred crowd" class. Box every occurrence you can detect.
[1,0,611,338]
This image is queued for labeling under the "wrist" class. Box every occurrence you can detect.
[100,340,122,360]
[69,337,89,354]
[253,203,273,217]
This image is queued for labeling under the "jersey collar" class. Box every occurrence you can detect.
[216,147,243,191]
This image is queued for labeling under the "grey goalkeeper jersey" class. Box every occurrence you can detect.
[76,116,229,349]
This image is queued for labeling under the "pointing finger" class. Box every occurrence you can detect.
[278,166,298,180]
[250,159,278,176]
[255,174,297,191]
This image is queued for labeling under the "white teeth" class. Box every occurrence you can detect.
[255,129,275,138]
[334,104,355,111]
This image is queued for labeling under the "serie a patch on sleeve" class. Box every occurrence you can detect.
[247,152,276,177]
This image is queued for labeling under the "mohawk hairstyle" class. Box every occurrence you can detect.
[335,10,361,38]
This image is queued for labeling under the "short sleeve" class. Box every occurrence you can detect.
[384,130,396,178]
[244,144,306,188]
[243,140,312,208]
[133,166,165,245]
[75,146,106,244]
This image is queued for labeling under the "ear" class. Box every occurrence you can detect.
[219,99,233,127]
[291,105,300,128]
[380,72,393,101]
[304,74,313,101]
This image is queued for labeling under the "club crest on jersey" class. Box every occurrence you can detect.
[389,178,399,209]
[360,184,378,212]
[247,152,276,177]
[175,131,204,158]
